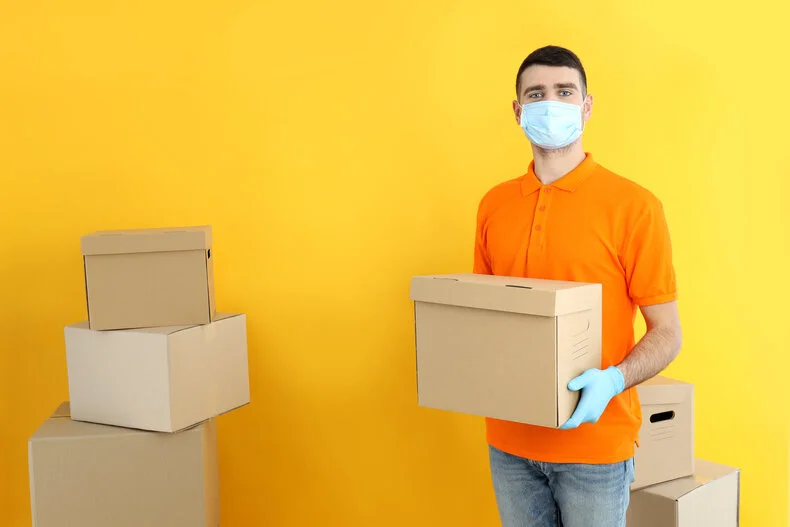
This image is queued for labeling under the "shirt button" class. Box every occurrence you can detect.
[539,205,546,211]
[543,188,551,193]
[535,225,542,231]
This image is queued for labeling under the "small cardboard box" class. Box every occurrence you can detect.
[65,313,250,432]
[627,458,740,527]
[81,225,216,330]
[632,375,694,489]
[410,273,602,428]
[28,402,219,527]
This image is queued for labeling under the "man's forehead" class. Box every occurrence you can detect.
[519,65,582,85]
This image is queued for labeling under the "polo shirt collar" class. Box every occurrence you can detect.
[520,153,598,195]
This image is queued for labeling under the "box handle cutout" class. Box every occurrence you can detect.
[207,249,211,259]
[649,410,675,423]
[505,285,533,289]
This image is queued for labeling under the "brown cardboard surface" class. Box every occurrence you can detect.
[626,458,740,527]
[410,273,602,428]
[410,273,602,316]
[632,375,694,490]
[81,225,215,330]
[28,402,219,527]
[65,313,250,432]
[81,225,212,255]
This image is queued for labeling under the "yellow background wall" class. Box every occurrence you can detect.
[1,1,788,525]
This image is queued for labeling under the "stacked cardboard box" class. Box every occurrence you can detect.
[410,273,740,526]
[627,378,739,526]
[28,226,250,527]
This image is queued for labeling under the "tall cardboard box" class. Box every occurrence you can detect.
[28,402,220,527]
[632,376,694,489]
[410,273,602,428]
[65,313,250,432]
[627,458,740,527]
[81,225,216,330]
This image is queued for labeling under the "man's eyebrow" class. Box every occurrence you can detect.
[522,84,546,96]
[554,82,579,90]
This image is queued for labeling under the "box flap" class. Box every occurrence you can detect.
[409,274,601,316]
[636,375,692,406]
[81,226,212,256]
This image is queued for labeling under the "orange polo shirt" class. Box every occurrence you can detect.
[473,153,677,464]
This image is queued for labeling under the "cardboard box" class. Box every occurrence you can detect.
[632,375,694,489]
[410,273,602,428]
[66,313,250,432]
[627,458,740,527]
[28,402,219,527]
[81,225,216,330]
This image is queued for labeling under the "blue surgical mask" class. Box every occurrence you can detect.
[519,99,585,150]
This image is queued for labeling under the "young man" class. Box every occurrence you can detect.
[473,46,683,527]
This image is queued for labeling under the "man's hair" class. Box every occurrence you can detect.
[515,45,587,98]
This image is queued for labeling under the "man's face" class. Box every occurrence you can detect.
[513,65,592,126]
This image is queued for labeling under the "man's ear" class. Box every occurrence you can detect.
[582,94,594,123]
[512,100,521,125]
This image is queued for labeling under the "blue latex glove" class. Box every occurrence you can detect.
[559,366,625,430]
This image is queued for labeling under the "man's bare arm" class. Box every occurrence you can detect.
[616,301,682,389]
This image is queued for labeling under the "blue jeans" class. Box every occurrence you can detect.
[489,445,635,527]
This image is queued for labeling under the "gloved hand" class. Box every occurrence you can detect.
[559,366,625,430]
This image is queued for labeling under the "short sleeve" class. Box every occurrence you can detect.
[622,198,678,306]
[473,199,493,275]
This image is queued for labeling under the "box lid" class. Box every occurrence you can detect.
[81,226,212,256]
[636,375,692,406]
[410,274,601,317]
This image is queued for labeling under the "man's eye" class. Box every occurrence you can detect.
[560,90,572,96]
[529,93,542,99]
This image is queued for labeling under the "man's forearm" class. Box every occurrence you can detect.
[616,324,682,389]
